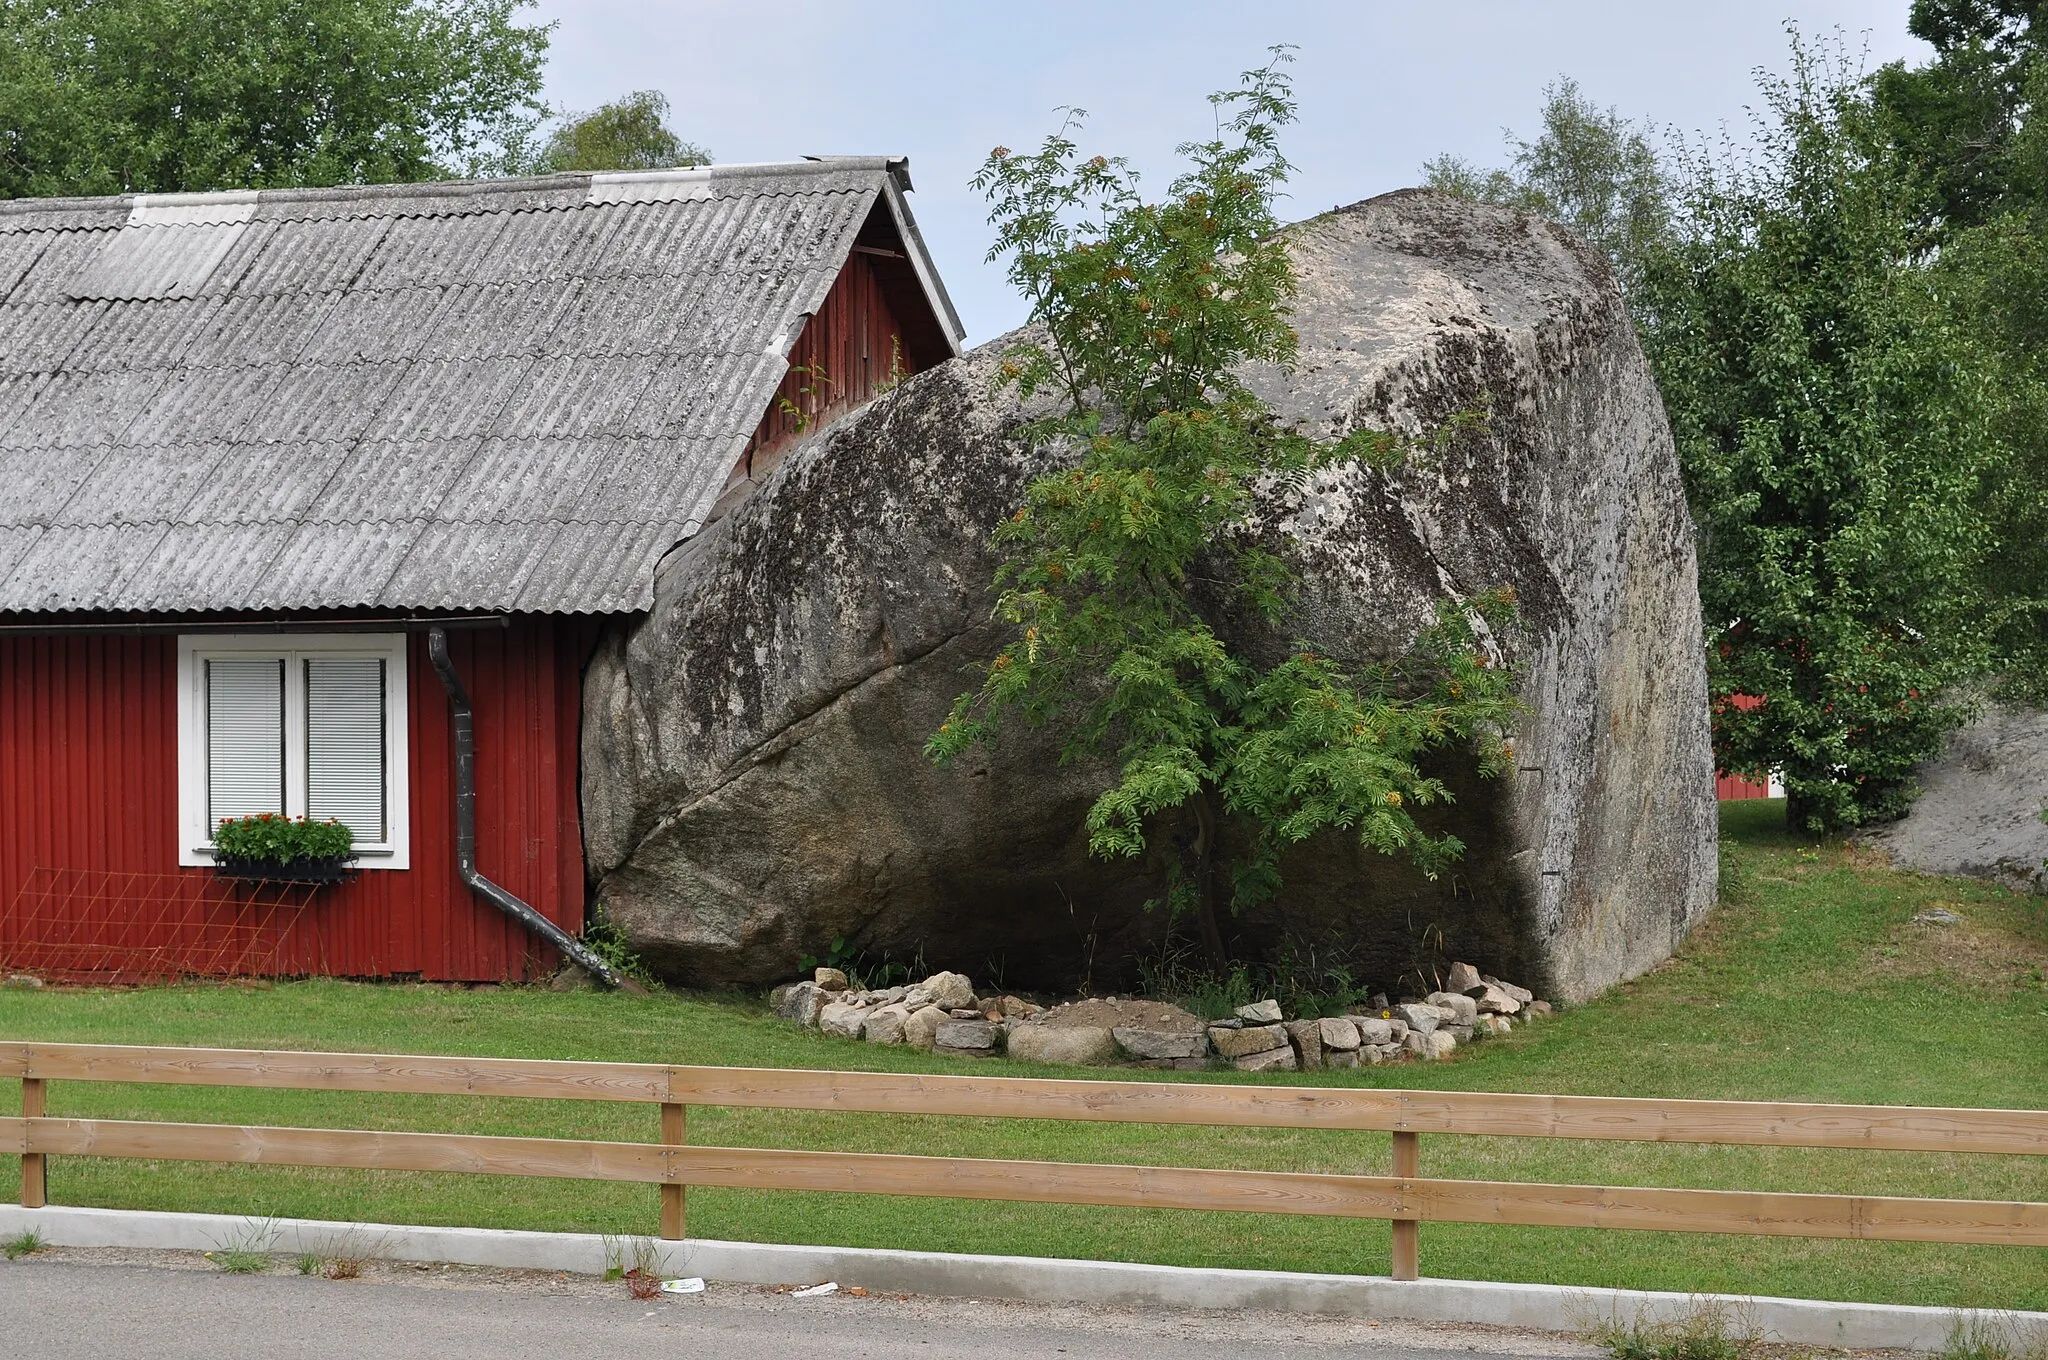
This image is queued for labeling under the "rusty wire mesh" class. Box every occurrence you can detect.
[0,866,326,983]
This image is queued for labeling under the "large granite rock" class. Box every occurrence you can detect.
[1860,704,2048,894]
[582,190,1718,1001]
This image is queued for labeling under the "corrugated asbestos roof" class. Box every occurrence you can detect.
[0,159,964,615]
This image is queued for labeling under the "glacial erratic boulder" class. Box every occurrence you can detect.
[581,189,1718,1002]
[1860,704,2048,894]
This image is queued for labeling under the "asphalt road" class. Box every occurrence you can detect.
[0,1254,1597,1360]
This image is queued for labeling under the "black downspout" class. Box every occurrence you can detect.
[427,627,634,992]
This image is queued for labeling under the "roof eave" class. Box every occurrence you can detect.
[876,176,967,355]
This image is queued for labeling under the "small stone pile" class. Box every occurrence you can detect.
[770,969,1045,1057]
[1328,960,1553,1069]
[769,959,1552,1071]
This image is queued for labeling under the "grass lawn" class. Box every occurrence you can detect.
[3,800,2045,1309]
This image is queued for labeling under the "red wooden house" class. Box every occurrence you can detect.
[1715,769,1783,801]
[0,159,963,984]
[1712,694,1782,801]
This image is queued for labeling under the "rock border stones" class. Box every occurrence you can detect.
[771,961,1552,1072]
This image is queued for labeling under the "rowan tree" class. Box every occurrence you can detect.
[928,52,1521,961]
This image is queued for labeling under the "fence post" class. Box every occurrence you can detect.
[659,1102,686,1240]
[1390,1130,1419,1281]
[20,1076,46,1209]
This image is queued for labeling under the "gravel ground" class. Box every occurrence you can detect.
[1,1244,1603,1358]
[0,1244,1913,1360]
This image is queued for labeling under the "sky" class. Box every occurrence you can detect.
[528,1,1930,344]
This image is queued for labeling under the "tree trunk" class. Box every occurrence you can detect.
[1190,791,1229,972]
[1785,783,1829,838]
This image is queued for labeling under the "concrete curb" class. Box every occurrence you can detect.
[4,1205,2042,1351]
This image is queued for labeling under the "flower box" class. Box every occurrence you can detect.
[212,853,357,885]
[209,813,357,885]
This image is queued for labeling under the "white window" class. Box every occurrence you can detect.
[177,633,410,869]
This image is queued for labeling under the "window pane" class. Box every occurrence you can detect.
[305,656,386,843]
[206,657,284,828]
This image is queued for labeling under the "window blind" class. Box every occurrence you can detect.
[305,656,387,842]
[205,657,284,827]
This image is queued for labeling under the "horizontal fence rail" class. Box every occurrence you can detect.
[4,1115,2043,1247]
[6,1042,2046,1279]
[7,1044,2044,1153]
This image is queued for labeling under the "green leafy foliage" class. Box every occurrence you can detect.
[1136,934,1370,1021]
[1422,76,1671,299]
[1637,35,2002,833]
[1429,30,2043,831]
[1878,6,2048,698]
[212,814,354,864]
[775,361,833,435]
[796,935,918,992]
[535,89,708,173]
[1934,188,2048,701]
[929,51,1522,954]
[579,911,658,989]
[0,0,552,198]
[1873,0,2045,233]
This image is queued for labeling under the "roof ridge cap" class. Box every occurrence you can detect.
[0,157,915,218]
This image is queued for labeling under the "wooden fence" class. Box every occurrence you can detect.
[5,1042,2045,1281]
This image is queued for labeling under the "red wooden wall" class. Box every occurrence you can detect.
[734,250,921,483]
[1713,693,1775,801]
[0,619,590,982]
[1716,772,1775,801]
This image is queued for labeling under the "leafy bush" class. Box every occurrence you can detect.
[0,0,554,197]
[1137,934,1370,1020]
[797,934,919,991]
[212,813,354,863]
[578,911,658,989]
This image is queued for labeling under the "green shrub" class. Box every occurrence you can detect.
[797,935,920,992]
[579,912,657,989]
[1136,935,1369,1020]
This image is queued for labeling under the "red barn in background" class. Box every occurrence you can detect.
[1716,770,1781,801]
[1713,693,1781,800]
[0,159,963,983]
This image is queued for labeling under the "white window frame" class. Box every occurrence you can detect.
[177,632,411,869]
